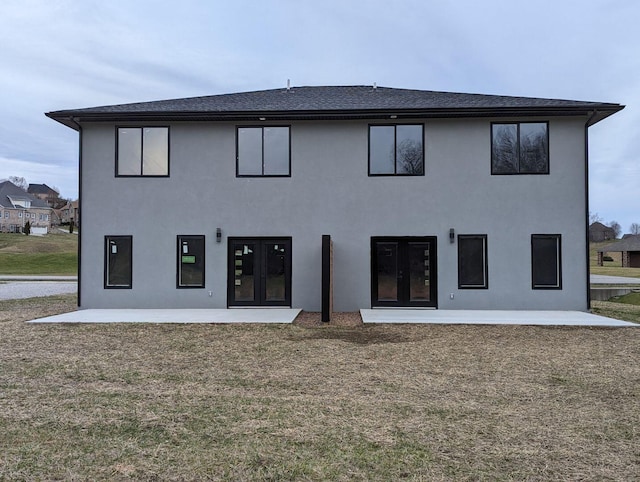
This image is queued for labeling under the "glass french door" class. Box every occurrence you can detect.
[371,237,437,308]
[228,238,292,306]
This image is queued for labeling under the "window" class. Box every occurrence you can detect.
[18,212,22,218]
[177,235,205,288]
[117,127,169,176]
[531,234,561,289]
[458,235,488,289]
[237,126,290,176]
[491,122,548,174]
[369,124,424,175]
[105,236,132,288]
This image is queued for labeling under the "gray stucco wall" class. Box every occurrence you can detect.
[79,117,588,311]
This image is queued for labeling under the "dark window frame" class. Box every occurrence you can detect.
[531,234,562,290]
[176,235,206,289]
[236,125,291,177]
[458,234,488,289]
[116,126,170,177]
[491,121,549,175]
[227,237,293,307]
[370,236,438,308]
[104,235,132,289]
[368,124,425,176]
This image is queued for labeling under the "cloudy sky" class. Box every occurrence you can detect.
[1,0,638,232]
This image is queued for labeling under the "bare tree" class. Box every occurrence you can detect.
[8,176,27,190]
[492,125,518,173]
[630,223,640,235]
[609,221,621,238]
[396,139,423,175]
[589,212,603,224]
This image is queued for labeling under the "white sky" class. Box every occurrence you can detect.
[0,0,638,232]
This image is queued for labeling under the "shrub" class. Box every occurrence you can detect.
[24,220,31,235]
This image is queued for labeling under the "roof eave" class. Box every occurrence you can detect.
[46,104,624,129]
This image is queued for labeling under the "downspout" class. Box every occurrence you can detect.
[584,110,598,310]
[68,116,83,308]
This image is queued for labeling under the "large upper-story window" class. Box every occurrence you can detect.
[117,127,169,176]
[369,124,424,176]
[491,122,548,174]
[237,126,290,177]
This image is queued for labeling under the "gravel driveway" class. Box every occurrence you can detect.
[0,281,77,300]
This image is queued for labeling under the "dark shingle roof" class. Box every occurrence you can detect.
[46,85,624,129]
[0,181,50,209]
[27,183,57,195]
[598,235,640,252]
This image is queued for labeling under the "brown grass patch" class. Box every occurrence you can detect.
[1,295,639,480]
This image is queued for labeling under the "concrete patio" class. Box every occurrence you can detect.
[28,307,637,327]
[30,308,302,324]
[360,309,637,327]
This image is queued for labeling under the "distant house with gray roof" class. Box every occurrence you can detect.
[0,180,52,233]
[28,183,64,209]
[46,85,623,313]
[598,235,640,268]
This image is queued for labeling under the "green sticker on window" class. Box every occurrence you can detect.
[182,255,196,264]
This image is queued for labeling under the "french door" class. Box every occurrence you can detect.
[228,238,292,307]
[371,237,437,308]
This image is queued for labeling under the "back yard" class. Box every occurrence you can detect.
[0,232,77,275]
[1,294,639,480]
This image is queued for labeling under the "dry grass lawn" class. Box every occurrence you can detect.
[1,294,639,480]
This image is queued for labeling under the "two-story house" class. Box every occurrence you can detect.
[28,183,64,208]
[46,85,623,312]
[0,180,52,233]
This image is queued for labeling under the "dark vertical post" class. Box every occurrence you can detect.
[321,234,333,322]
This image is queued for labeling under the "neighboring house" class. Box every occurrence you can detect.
[46,85,623,312]
[597,235,640,268]
[589,221,616,242]
[28,183,64,208]
[57,200,79,227]
[0,180,52,233]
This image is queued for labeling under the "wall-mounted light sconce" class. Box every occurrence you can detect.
[449,228,455,243]
[216,227,222,243]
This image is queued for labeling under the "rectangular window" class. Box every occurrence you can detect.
[458,235,488,289]
[491,122,548,174]
[369,124,424,175]
[531,234,561,289]
[105,236,132,288]
[177,235,205,288]
[18,212,22,218]
[237,126,290,176]
[117,127,169,176]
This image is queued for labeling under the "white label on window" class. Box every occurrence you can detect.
[183,244,188,254]
[111,245,117,254]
